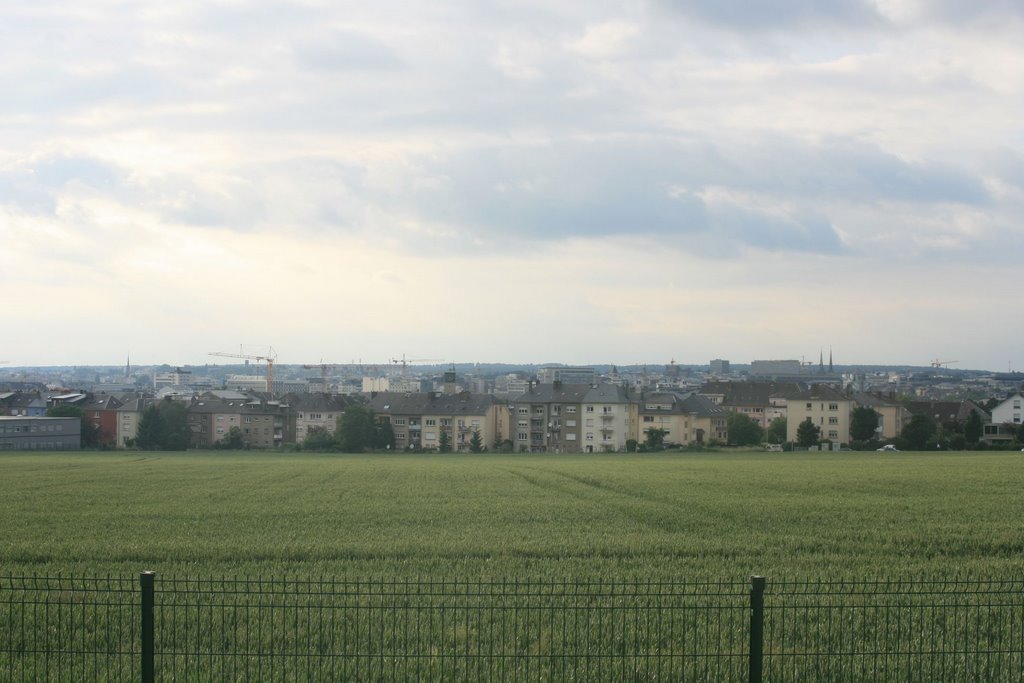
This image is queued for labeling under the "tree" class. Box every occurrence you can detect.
[156,399,190,450]
[302,426,336,451]
[726,412,764,446]
[469,430,484,453]
[335,405,377,452]
[850,407,880,442]
[766,417,787,444]
[644,427,667,449]
[135,405,164,450]
[374,420,395,450]
[796,418,821,448]
[438,429,452,452]
[222,426,245,450]
[964,410,983,445]
[46,404,102,448]
[901,413,937,450]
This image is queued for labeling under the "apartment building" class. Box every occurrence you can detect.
[579,384,636,452]
[639,392,728,446]
[785,385,854,445]
[509,382,592,453]
[369,391,508,451]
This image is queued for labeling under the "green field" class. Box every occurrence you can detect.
[1,451,1022,579]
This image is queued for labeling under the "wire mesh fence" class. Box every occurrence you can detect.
[1,575,138,682]
[152,576,748,682]
[763,578,1024,682]
[2,573,1022,682]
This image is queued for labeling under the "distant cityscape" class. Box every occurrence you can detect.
[2,356,1022,452]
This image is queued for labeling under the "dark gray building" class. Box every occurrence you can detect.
[0,417,81,450]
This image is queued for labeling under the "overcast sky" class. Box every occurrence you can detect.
[2,1,1022,371]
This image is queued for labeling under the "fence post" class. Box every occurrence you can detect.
[749,575,765,683]
[141,571,155,683]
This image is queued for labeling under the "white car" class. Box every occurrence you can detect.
[876,444,899,452]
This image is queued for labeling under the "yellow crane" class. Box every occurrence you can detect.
[209,346,277,392]
[301,362,339,394]
[390,355,444,377]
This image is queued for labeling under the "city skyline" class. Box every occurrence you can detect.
[2,2,1022,370]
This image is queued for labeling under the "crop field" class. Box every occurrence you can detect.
[2,451,1023,680]
[1,450,1021,579]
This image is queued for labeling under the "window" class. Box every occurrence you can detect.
[602,407,612,414]
[586,434,594,441]
[518,420,528,428]
[828,403,839,411]
[393,418,406,426]
[518,432,528,440]
[566,406,577,414]
[566,420,576,427]
[518,407,529,415]
[426,419,438,427]
[829,417,838,425]
[643,416,653,423]
[566,433,576,441]
[585,406,594,413]
[806,402,812,409]
[828,430,839,439]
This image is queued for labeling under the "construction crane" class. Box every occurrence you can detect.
[209,346,277,392]
[390,355,444,377]
[930,359,958,369]
[302,362,339,393]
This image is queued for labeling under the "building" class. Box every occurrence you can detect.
[699,381,800,428]
[852,392,911,440]
[984,393,1023,444]
[114,397,154,447]
[579,384,637,453]
[509,383,594,453]
[0,391,48,417]
[226,375,309,394]
[785,385,854,445]
[709,359,730,375]
[750,360,802,377]
[369,391,508,451]
[0,416,80,450]
[290,394,353,442]
[537,366,597,385]
[638,392,728,446]
[154,368,192,388]
[79,394,125,446]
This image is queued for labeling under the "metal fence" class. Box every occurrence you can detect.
[2,574,1021,681]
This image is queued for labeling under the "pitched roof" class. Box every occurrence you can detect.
[641,391,725,418]
[369,391,498,416]
[583,384,634,404]
[510,383,593,404]
[700,381,803,405]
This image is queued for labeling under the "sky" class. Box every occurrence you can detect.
[1,1,1022,371]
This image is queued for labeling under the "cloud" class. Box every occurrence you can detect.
[293,31,404,72]
[654,0,883,30]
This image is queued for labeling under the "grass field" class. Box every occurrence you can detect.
[1,450,1022,579]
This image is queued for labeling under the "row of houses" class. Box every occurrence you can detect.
[3,382,1020,452]
[367,383,730,453]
